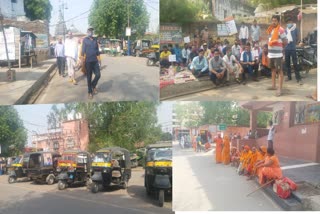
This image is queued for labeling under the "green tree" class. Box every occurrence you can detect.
[160,132,173,141]
[160,0,202,23]
[0,106,27,156]
[88,0,149,39]
[257,111,273,128]
[24,0,52,21]
[175,102,203,128]
[48,102,162,152]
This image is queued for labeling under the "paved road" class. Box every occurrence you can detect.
[0,168,172,214]
[173,141,282,211]
[168,69,317,101]
[34,55,159,104]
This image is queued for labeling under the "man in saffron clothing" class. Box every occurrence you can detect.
[215,133,223,163]
[238,145,251,175]
[256,148,282,185]
[222,135,231,165]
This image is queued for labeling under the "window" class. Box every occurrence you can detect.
[53,141,59,149]
[294,102,307,124]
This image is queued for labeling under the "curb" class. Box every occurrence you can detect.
[14,62,57,105]
[160,76,267,101]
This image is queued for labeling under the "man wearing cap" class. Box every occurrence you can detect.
[81,26,101,99]
[190,49,209,77]
[65,31,78,85]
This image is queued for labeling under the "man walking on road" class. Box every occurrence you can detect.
[65,32,78,85]
[81,26,101,99]
[55,38,65,77]
[266,15,287,97]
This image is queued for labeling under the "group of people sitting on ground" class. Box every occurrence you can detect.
[220,140,282,185]
[160,16,310,96]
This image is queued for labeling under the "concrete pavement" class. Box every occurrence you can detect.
[34,55,159,104]
[0,168,172,214]
[0,59,56,105]
[165,68,317,101]
[173,141,282,211]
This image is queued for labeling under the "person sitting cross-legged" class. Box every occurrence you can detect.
[190,49,209,77]
[209,49,227,86]
[160,46,171,68]
[259,44,272,77]
[240,42,259,84]
[223,46,243,84]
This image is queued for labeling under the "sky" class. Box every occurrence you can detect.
[15,102,168,146]
[14,104,63,146]
[49,0,159,36]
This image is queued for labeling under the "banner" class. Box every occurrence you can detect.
[160,24,183,44]
[35,34,49,49]
[217,24,229,36]
[0,27,16,60]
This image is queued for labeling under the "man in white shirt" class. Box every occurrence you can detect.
[239,22,249,46]
[267,120,275,150]
[64,32,78,85]
[232,39,242,61]
[55,38,65,77]
[250,20,261,44]
[223,46,243,83]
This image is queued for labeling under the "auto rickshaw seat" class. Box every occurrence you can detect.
[112,167,122,178]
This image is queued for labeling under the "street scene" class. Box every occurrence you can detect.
[172,101,320,211]
[0,0,159,105]
[160,0,317,101]
[0,102,173,214]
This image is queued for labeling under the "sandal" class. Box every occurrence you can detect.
[88,93,93,99]
[93,88,98,94]
[275,90,282,97]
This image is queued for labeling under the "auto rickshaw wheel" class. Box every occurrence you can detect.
[91,182,99,193]
[159,190,165,207]
[58,180,67,190]
[47,175,55,185]
[8,176,16,184]
[146,58,155,66]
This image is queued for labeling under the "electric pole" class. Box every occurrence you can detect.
[127,0,131,56]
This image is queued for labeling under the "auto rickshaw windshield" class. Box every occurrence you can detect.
[62,155,76,162]
[147,148,172,162]
[93,153,111,163]
[12,157,21,164]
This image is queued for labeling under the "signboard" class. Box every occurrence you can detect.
[225,19,238,35]
[35,34,48,49]
[218,124,227,131]
[126,27,131,36]
[160,24,183,44]
[0,27,16,60]
[217,24,229,36]
[169,54,176,62]
[184,36,190,43]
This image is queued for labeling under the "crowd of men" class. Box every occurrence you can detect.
[54,27,101,99]
[160,15,304,97]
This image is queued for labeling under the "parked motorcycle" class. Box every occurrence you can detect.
[146,44,160,66]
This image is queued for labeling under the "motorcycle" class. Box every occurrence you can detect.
[146,44,160,66]
[296,43,317,77]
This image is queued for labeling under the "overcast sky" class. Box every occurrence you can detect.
[49,0,159,36]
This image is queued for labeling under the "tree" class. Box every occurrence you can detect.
[47,102,162,152]
[257,111,273,128]
[160,132,173,141]
[160,0,201,23]
[0,106,27,156]
[88,0,149,39]
[24,0,52,21]
[175,102,203,128]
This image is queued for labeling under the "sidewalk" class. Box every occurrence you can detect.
[0,58,56,105]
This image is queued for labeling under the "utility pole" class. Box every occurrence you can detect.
[127,0,131,56]
[59,0,68,42]
[0,11,12,70]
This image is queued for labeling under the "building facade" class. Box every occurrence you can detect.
[32,119,90,154]
[212,0,255,21]
[0,0,26,20]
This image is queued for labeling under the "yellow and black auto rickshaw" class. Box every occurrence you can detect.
[56,150,92,190]
[7,153,30,184]
[90,147,131,193]
[26,151,61,185]
[146,44,160,66]
[145,141,172,207]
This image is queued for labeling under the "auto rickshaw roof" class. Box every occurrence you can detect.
[62,149,90,156]
[96,147,130,154]
[146,141,172,149]
[28,151,61,156]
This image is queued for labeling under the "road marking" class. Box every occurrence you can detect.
[281,162,319,170]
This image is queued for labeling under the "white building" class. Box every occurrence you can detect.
[157,102,177,134]
[0,0,26,20]
[212,0,255,21]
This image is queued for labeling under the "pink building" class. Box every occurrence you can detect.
[32,119,90,154]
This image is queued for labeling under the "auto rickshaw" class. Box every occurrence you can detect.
[90,147,131,193]
[145,141,172,207]
[7,153,30,183]
[5,156,18,173]
[26,151,61,185]
[133,39,152,57]
[56,150,92,190]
